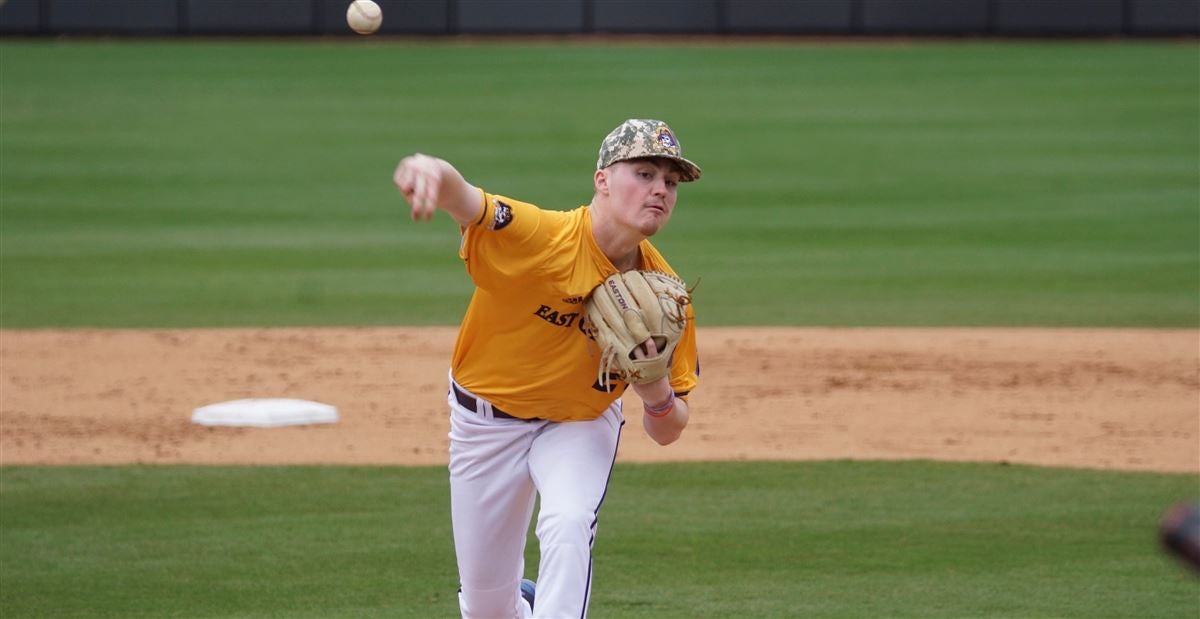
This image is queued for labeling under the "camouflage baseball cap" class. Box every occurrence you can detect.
[596,119,702,182]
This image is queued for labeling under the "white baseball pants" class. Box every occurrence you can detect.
[448,379,624,619]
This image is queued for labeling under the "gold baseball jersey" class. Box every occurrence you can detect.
[451,190,699,422]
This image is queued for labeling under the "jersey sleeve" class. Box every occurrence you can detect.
[458,192,554,292]
[669,303,700,399]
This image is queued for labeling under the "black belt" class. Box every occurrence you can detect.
[452,383,535,421]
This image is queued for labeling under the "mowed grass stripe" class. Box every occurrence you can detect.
[1,41,1196,327]
[1,462,1196,618]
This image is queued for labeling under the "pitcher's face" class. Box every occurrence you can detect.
[597,158,681,237]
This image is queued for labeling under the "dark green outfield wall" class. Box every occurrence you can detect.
[2,0,1198,36]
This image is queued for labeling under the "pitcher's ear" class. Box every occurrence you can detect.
[594,168,609,196]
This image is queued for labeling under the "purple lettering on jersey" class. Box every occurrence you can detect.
[533,304,579,329]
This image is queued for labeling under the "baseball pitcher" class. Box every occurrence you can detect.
[393,119,701,619]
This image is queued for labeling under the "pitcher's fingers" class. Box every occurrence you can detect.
[633,337,658,360]
[394,158,417,193]
[412,171,430,219]
[420,170,441,220]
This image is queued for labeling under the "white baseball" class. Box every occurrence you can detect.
[347,0,383,35]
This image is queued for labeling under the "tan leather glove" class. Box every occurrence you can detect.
[585,271,691,387]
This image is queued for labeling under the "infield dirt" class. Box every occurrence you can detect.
[1,328,1196,473]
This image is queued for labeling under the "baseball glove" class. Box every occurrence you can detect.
[585,271,691,388]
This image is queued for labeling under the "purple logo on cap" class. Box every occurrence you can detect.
[656,127,678,149]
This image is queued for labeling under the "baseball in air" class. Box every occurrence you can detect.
[347,0,383,35]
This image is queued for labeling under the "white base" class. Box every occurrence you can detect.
[191,398,338,428]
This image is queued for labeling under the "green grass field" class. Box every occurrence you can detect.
[1,41,1197,327]
[2,462,1197,619]
[1,40,1198,619]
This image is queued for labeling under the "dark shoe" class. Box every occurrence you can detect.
[520,578,536,611]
